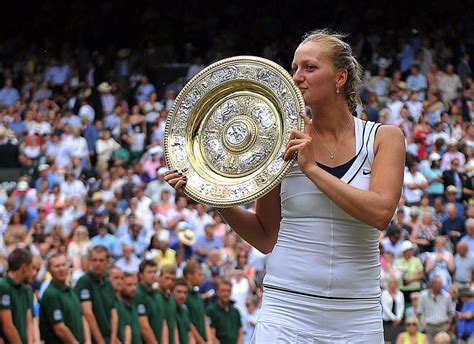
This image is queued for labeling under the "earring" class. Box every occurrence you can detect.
[336,87,340,94]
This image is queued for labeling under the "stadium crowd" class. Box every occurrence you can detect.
[1,8,474,343]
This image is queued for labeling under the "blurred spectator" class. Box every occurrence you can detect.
[195,224,223,263]
[0,78,20,107]
[146,230,177,268]
[410,212,438,254]
[442,202,466,247]
[454,241,474,290]
[134,75,155,103]
[395,241,424,302]
[425,236,455,291]
[439,64,462,103]
[395,316,428,344]
[456,288,474,343]
[418,275,453,343]
[67,225,92,270]
[382,276,405,342]
[115,243,140,273]
[242,295,260,344]
[404,160,428,206]
[406,64,428,101]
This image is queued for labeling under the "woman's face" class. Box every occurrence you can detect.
[406,321,418,334]
[292,42,338,108]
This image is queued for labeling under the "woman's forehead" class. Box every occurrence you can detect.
[293,42,330,63]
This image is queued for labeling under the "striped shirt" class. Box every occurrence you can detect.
[418,289,452,325]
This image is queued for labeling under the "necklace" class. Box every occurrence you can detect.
[312,116,353,159]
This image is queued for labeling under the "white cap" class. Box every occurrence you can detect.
[158,230,170,243]
[17,181,28,191]
[157,167,168,176]
[429,152,441,161]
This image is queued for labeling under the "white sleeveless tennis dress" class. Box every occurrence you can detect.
[252,118,384,343]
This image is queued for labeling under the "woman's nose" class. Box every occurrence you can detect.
[292,68,303,83]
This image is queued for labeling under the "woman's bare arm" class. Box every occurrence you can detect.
[164,171,281,253]
[283,115,405,231]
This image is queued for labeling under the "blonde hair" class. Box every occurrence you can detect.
[433,331,451,344]
[301,29,362,114]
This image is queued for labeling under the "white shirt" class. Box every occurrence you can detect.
[403,171,428,203]
[381,289,405,321]
[115,255,141,273]
[78,104,95,122]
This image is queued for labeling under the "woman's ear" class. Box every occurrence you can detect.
[336,69,348,89]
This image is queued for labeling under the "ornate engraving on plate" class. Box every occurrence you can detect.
[164,56,304,207]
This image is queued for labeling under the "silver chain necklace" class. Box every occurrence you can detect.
[312,116,353,159]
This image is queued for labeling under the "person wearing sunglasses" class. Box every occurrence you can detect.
[395,316,428,344]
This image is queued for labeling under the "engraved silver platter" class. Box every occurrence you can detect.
[164,56,305,208]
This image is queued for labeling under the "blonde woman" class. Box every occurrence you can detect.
[395,317,428,344]
[166,29,405,342]
[66,225,92,270]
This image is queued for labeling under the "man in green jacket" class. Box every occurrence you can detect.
[158,265,178,344]
[206,279,243,344]
[172,278,192,344]
[135,259,168,344]
[121,272,142,344]
[75,245,118,344]
[109,267,131,344]
[40,253,90,343]
[183,260,211,343]
[0,248,34,344]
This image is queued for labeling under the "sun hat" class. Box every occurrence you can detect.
[178,229,196,246]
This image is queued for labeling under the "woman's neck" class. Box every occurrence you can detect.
[310,103,353,136]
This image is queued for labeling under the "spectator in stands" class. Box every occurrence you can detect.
[67,225,92,270]
[425,236,455,291]
[439,64,462,103]
[406,64,428,101]
[442,202,466,246]
[404,160,428,206]
[395,241,424,302]
[382,276,405,342]
[395,316,428,344]
[0,78,20,107]
[454,240,474,290]
[135,75,156,103]
[115,243,141,273]
[418,275,453,342]
[195,223,223,263]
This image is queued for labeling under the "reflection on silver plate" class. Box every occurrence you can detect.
[164,55,305,208]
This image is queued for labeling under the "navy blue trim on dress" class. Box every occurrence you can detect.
[263,284,380,301]
[317,155,357,179]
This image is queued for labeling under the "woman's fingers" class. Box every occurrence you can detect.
[175,178,187,191]
[299,111,314,135]
[283,143,307,161]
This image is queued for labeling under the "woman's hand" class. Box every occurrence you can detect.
[163,169,187,191]
[282,113,315,174]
